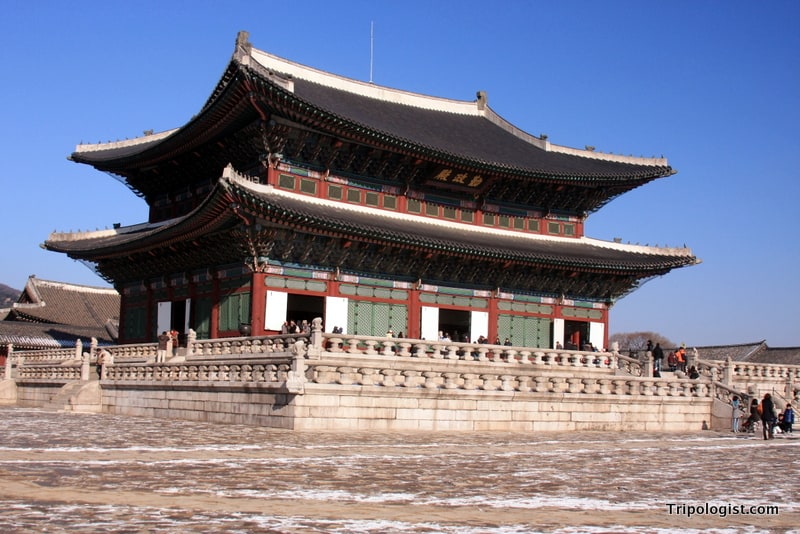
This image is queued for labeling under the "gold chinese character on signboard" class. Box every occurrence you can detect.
[468,175,484,187]
[430,168,485,188]
[433,169,452,181]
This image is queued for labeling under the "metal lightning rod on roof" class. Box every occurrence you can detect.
[369,21,374,83]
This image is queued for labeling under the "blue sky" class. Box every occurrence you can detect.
[1,1,798,347]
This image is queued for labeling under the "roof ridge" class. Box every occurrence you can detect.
[239,31,669,168]
[26,276,117,293]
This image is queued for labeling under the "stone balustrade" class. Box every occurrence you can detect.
[712,381,750,405]
[106,342,159,362]
[304,356,710,397]
[188,334,308,359]
[6,320,800,406]
[728,361,800,381]
[616,353,644,377]
[696,360,725,383]
[104,358,294,385]
[320,334,623,370]
[17,348,81,363]
[16,364,82,381]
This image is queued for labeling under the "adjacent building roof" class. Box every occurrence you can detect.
[0,321,115,351]
[0,275,119,351]
[690,341,766,362]
[695,340,800,366]
[8,275,119,327]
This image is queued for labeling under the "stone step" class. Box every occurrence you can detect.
[42,382,101,411]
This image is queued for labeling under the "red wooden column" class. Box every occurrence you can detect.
[407,285,421,339]
[487,291,499,345]
[210,273,220,338]
[118,292,129,344]
[251,272,267,336]
[146,285,156,342]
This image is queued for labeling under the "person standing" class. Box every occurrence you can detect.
[157,331,170,363]
[652,342,664,373]
[731,395,741,433]
[675,344,687,373]
[96,347,111,379]
[746,398,760,433]
[782,404,794,434]
[169,329,179,357]
[667,350,678,372]
[761,393,776,440]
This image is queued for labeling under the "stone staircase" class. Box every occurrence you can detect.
[42,381,102,412]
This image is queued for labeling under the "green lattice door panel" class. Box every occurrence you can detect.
[497,314,551,348]
[219,292,251,332]
[348,301,408,337]
[194,297,212,339]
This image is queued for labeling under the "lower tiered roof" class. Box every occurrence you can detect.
[45,166,698,302]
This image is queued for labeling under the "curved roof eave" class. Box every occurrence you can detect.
[69,33,673,186]
[43,178,240,258]
[222,168,697,274]
[247,64,672,183]
[44,165,698,275]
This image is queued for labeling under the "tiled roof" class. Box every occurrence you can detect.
[10,276,119,328]
[746,346,800,366]
[0,320,115,350]
[288,76,670,180]
[237,182,695,272]
[46,171,698,276]
[690,341,767,362]
[689,341,800,366]
[70,34,672,185]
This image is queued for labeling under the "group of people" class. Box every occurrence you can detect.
[648,341,689,373]
[281,320,311,335]
[645,340,701,378]
[733,393,795,439]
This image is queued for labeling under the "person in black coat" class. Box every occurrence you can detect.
[652,342,664,372]
[760,393,776,440]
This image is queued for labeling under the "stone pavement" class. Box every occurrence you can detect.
[0,406,798,533]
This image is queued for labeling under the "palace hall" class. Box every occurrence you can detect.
[44,31,698,350]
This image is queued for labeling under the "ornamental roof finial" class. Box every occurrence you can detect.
[476,90,488,111]
[234,30,252,64]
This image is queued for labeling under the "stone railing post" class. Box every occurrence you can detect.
[723,356,733,386]
[5,344,13,379]
[687,348,698,371]
[610,342,621,370]
[644,351,654,378]
[187,328,197,356]
[308,317,323,358]
[286,339,307,393]
[80,343,91,382]
[90,337,98,357]
[75,338,83,361]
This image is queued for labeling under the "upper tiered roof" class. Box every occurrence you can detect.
[70,31,674,215]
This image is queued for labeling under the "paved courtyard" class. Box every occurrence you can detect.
[0,406,798,533]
